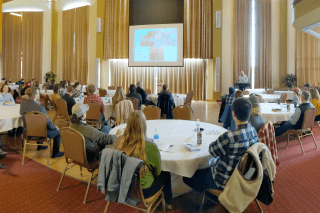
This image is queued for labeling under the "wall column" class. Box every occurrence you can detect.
[279,0,287,87]
[287,0,296,75]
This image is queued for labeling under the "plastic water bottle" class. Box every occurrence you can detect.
[154,128,159,145]
[196,119,200,132]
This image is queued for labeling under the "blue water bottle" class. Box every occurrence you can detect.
[154,128,159,145]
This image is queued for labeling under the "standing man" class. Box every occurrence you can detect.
[237,71,248,83]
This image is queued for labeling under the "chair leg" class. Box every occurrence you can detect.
[83,172,93,204]
[297,135,305,155]
[255,199,263,213]
[161,193,166,213]
[47,139,51,167]
[311,131,318,149]
[22,140,27,165]
[104,201,111,213]
[287,134,290,149]
[199,191,206,213]
[80,166,83,177]
[57,163,68,191]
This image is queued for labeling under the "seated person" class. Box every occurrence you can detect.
[136,81,154,106]
[17,78,25,88]
[183,98,258,192]
[52,84,61,102]
[310,88,320,121]
[292,88,301,106]
[126,84,142,110]
[69,103,118,162]
[157,84,175,118]
[35,81,52,109]
[60,80,68,96]
[72,82,84,98]
[1,84,15,104]
[112,86,126,117]
[275,90,314,137]
[248,95,265,133]
[221,87,236,106]
[83,84,106,125]
[0,78,6,88]
[20,87,64,158]
[21,82,31,96]
[61,86,76,116]
[303,83,310,91]
[234,90,243,99]
[114,111,173,209]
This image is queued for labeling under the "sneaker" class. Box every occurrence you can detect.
[37,146,48,151]
[0,148,8,159]
[52,151,64,158]
[0,163,7,169]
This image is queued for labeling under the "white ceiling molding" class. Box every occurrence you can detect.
[2,0,50,12]
[61,0,91,11]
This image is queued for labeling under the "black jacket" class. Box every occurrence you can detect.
[136,87,147,103]
[61,93,76,116]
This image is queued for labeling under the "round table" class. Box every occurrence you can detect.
[0,104,23,133]
[106,90,116,98]
[40,90,54,102]
[260,103,295,123]
[147,94,187,106]
[110,120,227,178]
[244,94,281,103]
[74,97,113,119]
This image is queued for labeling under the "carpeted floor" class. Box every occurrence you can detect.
[2,126,320,212]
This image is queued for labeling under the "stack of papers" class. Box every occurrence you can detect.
[183,143,201,151]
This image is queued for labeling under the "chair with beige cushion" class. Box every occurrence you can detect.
[57,127,99,204]
[84,101,102,128]
[287,108,318,155]
[280,93,287,103]
[173,105,192,120]
[53,98,70,123]
[99,89,107,97]
[143,105,161,120]
[22,112,51,167]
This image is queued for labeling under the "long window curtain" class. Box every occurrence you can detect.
[2,13,22,82]
[104,0,129,60]
[253,0,272,88]
[233,0,252,84]
[22,12,43,82]
[296,31,320,87]
[184,0,213,59]
[62,6,89,85]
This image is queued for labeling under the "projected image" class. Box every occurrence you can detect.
[134,28,178,62]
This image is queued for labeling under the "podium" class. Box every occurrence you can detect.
[235,83,251,91]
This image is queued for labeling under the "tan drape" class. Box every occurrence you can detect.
[233,0,252,84]
[104,0,129,60]
[254,0,272,88]
[2,13,22,82]
[22,12,43,81]
[296,30,320,87]
[62,6,89,85]
[184,0,213,59]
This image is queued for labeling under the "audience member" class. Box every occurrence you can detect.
[60,80,68,96]
[52,84,61,102]
[136,81,154,106]
[183,98,258,192]
[293,88,301,105]
[72,82,83,98]
[17,78,25,88]
[234,90,243,99]
[0,78,6,88]
[112,86,126,114]
[275,90,314,136]
[157,84,175,118]
[126,84,142,110]
[21,82,31,96]
[20,87,64,158]
[304,83,310,91]
[114,111,173,208]
[84,84,106,125]
[69,103,117,162]
[1,84,15,104]
[61,86,76,116]
[248,95,265,133]
[310,88,320,121]
[222,87,236,106]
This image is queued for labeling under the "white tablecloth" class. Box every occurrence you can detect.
[260,103,295,123]
[272,91,294,100]
[106,90,116,98]
[244,94,281,103]
[147,94,187,106]
[247,89,266,95]
[41,90,54,102]
[9,85,20,92]
[0,105,23,133]
[110,120,227,178]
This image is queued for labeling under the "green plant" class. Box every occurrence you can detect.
[44,71,56,84]
[283,74,297,90]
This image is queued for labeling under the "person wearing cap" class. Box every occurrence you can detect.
[303,83,310,91]
[275,90,314,137]
[292,88,301,106]
[69,103,120,162]
[310,88,320,121]
[248,95,265,133]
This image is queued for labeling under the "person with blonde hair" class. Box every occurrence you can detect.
[292,88,301,106]
[310,88,320,121]
[114,111,173,209]
[112,86,126,112]
[248,95,265,133]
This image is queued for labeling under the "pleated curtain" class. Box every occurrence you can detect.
[296,30,320,87]
[62,6,89,85]
[2,13,22,82]
[22,12,43,82]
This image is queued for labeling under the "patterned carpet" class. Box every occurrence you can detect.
[1,126,320,212]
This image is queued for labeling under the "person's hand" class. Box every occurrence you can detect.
[116,129,123,136]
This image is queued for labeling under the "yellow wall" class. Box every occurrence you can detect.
[0,0,2,54]
[279,0,287,88]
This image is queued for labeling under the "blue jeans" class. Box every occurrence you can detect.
[275,121,294,137]
[47,129,61,155]
[100,125,110,134]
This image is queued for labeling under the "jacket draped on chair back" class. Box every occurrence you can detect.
[115,100,134,125]
[258,121,278,165]
[157,94,174,119]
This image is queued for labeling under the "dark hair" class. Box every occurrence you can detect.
[70,114,82,125]
[1,78,6,81]
[129,84,136,93]
[53,84,61,94]
[74,82,81,89]
[34,81,40,88]
[61,80,67,89]
[232,98,252,122]
[235,90,243,99]
[163,84,168,91]
[21,79,24,81]
[67,86,73,93]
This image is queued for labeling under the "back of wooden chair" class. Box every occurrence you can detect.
[280,93,287,103]
[143,106,161,120]
[25,112,47,138]
[185,90,194,105]
[243,90,249,95]
[128,97,139,110]
[99,89,107,97]
[173,105,192,120]
[267,90,274,94]
[281,87,289,91]
[108,86,115,90]
[85,101,101,121]
[145,89,152,95]
[256,95,263,103]
[55,98,69,119]
[301,108,317,131]
[60,127,87,166]
[273,87,280,91]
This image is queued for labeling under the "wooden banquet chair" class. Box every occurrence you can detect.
[267,90,274,94]
[22,112,51,167]
[99,89,107,97]
[53,98,70,123]
[128,97,139,110]
[84,101,102,128]
[287,108,318,155]
[143,105,161,120]
[256,95,263,103]
[184,90,194,114]
[108,86,115,90]
[145,89,152,95]
[173,105,192,120]
[57,127,99,204]
[243,90,249,95]
[280,93,287,103]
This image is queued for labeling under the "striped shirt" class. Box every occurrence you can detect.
[225,94,234,106]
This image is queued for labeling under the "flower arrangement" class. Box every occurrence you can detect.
[283,74,297,90]
[44,71,56,84]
